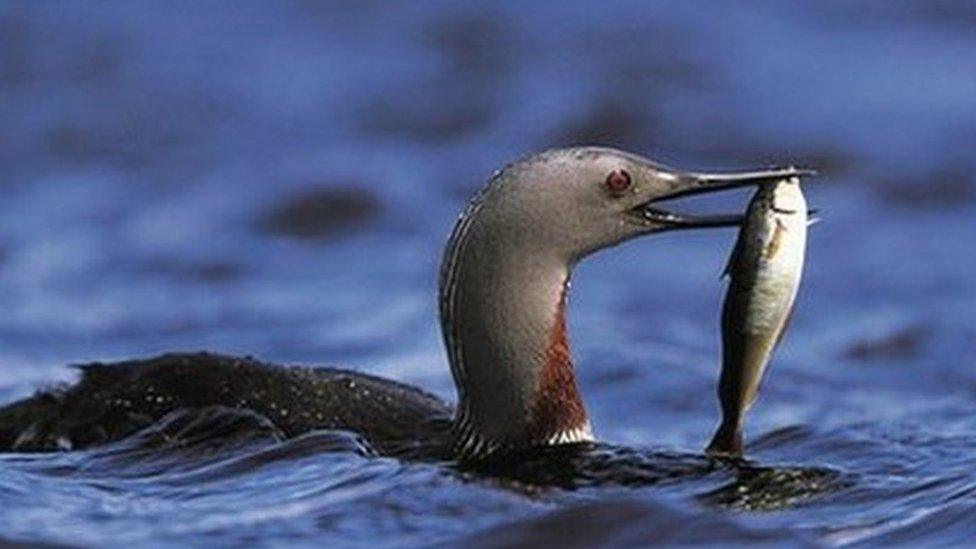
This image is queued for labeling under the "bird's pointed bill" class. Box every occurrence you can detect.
[638,166,815,230]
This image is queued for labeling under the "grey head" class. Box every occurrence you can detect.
[439,146,811,459]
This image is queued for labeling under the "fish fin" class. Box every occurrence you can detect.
[807,217,821,227]
[762,219,787,260]
[705,421,743,458]
[721,229,747,279]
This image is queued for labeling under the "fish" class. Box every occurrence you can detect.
[706,177,811,458]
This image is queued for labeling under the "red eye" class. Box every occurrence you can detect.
[605,169,632,194]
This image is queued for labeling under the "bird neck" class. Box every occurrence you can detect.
[439,204,592,458]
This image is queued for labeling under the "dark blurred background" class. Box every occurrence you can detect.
[1,0,974,445]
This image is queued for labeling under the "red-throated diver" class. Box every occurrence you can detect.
[0,147,811,460]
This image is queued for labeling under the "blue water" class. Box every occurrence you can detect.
[1,1,975,546]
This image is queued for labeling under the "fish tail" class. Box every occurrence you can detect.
[705,421,743,458]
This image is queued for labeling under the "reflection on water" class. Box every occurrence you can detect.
[1,0,975,547]
[2,407,847,546]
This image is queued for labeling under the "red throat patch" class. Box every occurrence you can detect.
[527,290,588,441]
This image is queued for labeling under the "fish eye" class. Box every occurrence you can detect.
[604,169,632,195]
